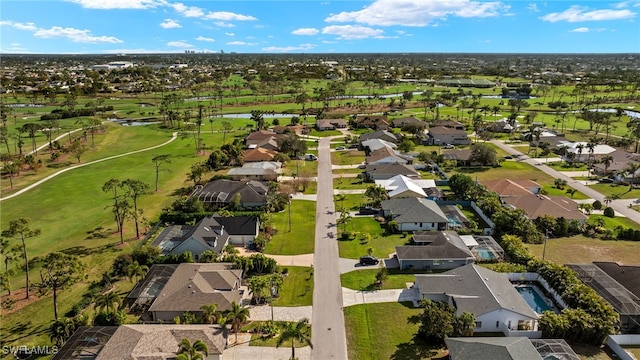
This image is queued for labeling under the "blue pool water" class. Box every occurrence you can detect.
[476,248,496,260]
[517,286,554,313]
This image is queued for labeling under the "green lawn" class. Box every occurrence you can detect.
[526,235,640,265]
[542,185,589,200]
[588,183,640,199]
[242,321,312,348]
[341,269,433,291]
[308,129,342,137]
[335,194,368,211]
[334,177,370,190]
[331,150,366,166]
[272,266,313,307]
[337,217,409,259]
[546,162,589,171]
[264,200,316,255]
[450,160,554,183]
[345,302,447,360]
[281,159,318,177]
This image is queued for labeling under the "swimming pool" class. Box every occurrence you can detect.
[476,248,496,260]
[516,286,555,314]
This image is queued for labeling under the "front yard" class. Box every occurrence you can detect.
[337,217,409,259]
[264,200,316,255]
[272,266,313,307]
[331,150,366,166]
[341,269,433,291]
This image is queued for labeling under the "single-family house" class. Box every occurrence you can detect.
[414,264,540,336]
[245,130,284,148]
[353,115,390,130]
[592,149,640,176]
[242,148,278,162]
[392,116,425,130]
[363,163,420,181]
[359,129,399,143]
[559,141,616,163]
[227,161,281,181]
[502,194,587,223]
[395,231,475,270]
[426,126,471,146]
[366,146,413,165]
[381,198,449,231]
[483,179,542,197]
[191,179,268,208]
[127,263,244,322]
[432,119,466,130]
[445,337,580,360]
[486,118,521,133]
[316,118,348,130]
[361,138,397,152]
[53,325,228,360]
[442,149,474,166]
[375,175,436,199]
[567,262,640,334]
[253,137,280,152]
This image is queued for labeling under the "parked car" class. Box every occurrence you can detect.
[336,146,345,150]
[348,143,359,149]
[358,206,379,215]
[442,144,454,149]
[359,255,379,265]
[304,154,318,161]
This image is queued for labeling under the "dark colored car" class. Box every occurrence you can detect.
[358,206,379,215]
[359,255,380,265]
[348,143,360,149]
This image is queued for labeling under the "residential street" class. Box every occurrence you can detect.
[310,137,349,360]
[490,140,640,225]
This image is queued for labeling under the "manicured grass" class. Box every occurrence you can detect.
[272,266,313,307]
[590,214,639,230]
[337,217,409,259]
[345,302,447,360]
[542,185,589,200]
[245,321,312,348]
[588,183,640,200]
[308,129,342,137]
[450,160,554,183]
[546,162,589,171]
[525,235,640,265]
[334,177,369,190]
[264,200,316,255]
[341,269,433,291]
[333,167,364,174]
[281,159,318,177]
[331,150,366,166]
[335,194,368,211]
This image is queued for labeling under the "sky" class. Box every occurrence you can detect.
[1,0,638,54]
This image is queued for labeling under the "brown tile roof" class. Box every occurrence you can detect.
[428,126,467,135]
[246,130,278,141]
[483,179,541,197]
[96,325,227,359]
[149,263,242,314]
[243,148,277,162]
[367,146,404,163]
[442,149,472,161]
[503,194,587,221]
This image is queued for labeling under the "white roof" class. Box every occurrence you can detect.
[561,142,616,155]
[242,161,282,170]
[460,235,479,247]
[376,175,436,198]
[362,138,397,151]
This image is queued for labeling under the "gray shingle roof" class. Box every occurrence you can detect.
[445,337,543,360]
[381,198,448,224]
[414,264,539,319]
[396,231,473,260]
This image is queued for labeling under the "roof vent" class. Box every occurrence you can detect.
[204,227,210,231]
[192,290,196,294]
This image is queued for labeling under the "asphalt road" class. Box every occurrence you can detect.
[490,140,640,225]
[310,137,349,360]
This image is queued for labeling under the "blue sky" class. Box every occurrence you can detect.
[1,0,638,54]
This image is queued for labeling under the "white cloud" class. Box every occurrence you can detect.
[171,2,205,17]
[214,21,235,28]
[196,36,215,42]
[167,40,194,48]
[322,25,384,39]
[541,5,635,22]
[67,0,162,9]
[160,19,181,28]
[0,20,38,31]
[292,28,319,35]
[204,11,257,21]
[527,3,540,12]
[570,27,590,32]
[226,41,257,46]
[225,32,235,36]
[34,26,123,43]
[325,0,507,27]
[262,43,316,52]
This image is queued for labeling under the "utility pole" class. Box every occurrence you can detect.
[270,277,274,322]
[288,195,292,232]
[542,228,550,260]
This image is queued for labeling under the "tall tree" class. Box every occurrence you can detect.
[1,217,41,299]
[93,291,122,314]
[275,318,313,360]
[102,179,131,244]
[0,239,19,295]
[250,110,265,131]
[226,301,250,344]
[122,179,151,239]
[37,252,86,320]
[625,162,640,191]
[200,303,220,324]
[126,261,149,283]
[151,154,171,192]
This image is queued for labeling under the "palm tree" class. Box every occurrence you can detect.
[625,162,640,191]
[601,155,614,175]
[126,261,149,283]
[176,338,208,360]
[226,301,250,344]
[49,318,76,346]
[576,143,584,163]
[94,291,121,314]
[200,303,220,324]
[455,312,476,336]
[275,318,313,360]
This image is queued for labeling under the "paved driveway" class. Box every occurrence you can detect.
[342,287,420,307]
[249,305,313,322]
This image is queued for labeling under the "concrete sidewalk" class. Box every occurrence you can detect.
[249,305,313,323]
[342,287,420,307]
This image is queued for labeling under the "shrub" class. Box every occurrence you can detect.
[603,207,615,218]
[592,200,602,210]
